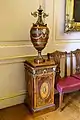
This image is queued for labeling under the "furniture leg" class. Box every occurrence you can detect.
[59,92,63,111]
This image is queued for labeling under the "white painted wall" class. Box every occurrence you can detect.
[0,0,80,109]
[0,0,39,109]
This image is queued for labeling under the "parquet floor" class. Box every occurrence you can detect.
[0,91,80,120]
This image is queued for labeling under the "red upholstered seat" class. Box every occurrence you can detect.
[72,74,80,80]
[57,76,80,93]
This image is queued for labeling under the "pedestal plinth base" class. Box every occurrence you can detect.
[34,56,45,64]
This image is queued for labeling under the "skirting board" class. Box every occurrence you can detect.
[0,91,26,109]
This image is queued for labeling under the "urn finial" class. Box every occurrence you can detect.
[31,5,49,26]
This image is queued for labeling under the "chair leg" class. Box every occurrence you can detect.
[59,92,63,111]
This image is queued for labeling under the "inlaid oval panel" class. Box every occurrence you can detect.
[40,82,50,99]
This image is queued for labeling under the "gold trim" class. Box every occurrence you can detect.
[0,40,29,42]
[54,40,80,44]
[0,92,26,101]
[0,55,29,61]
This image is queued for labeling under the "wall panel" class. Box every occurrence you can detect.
[0,0,39,41]
[0,0,40,109]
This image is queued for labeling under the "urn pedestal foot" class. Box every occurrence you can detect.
[34,51,45,64]
[34,57,45,64]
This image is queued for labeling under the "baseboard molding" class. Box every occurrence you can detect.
[0,91,26,109]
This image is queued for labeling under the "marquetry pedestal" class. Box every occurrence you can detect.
[24,57,56,113]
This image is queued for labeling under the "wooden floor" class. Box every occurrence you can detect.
[0,91,80,120]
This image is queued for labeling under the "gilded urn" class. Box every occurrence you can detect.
[30,6,49,64]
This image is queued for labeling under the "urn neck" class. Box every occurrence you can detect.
[38,51,42,58]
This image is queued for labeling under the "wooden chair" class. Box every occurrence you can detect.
[47,50,80,111]
[71,49,80,80]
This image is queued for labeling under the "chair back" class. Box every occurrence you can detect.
[70,49,80,75]
[47,50,67,84]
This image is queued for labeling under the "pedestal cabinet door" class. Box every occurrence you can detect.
[35,73,54,108]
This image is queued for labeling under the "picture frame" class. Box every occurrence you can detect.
[64,0,80,32]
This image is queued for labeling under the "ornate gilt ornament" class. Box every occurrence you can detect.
[36,74,54,107]
[64,0,80,32]
[40,82,50,99]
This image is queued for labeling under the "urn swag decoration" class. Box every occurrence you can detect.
[30,6,49,64]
